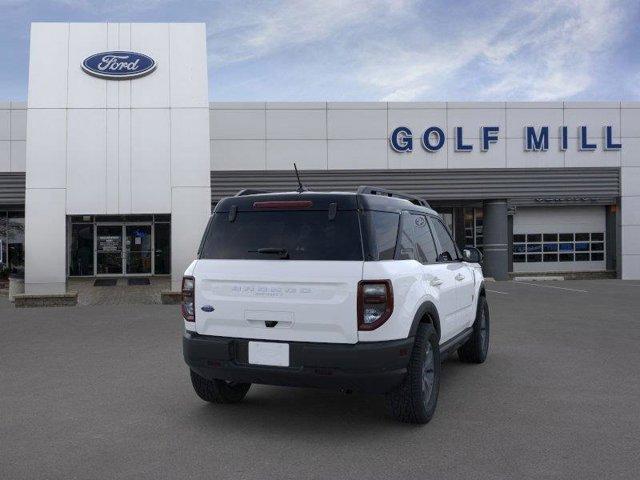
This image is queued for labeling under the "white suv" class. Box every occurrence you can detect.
[182,186,490,424]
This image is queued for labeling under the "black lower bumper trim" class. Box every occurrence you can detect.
[183,332,414,394]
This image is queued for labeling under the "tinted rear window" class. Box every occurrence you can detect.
[200,211,363,261]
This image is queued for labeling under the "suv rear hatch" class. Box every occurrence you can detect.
[193,195,364,344]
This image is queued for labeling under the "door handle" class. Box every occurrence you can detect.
[455,273,465,281]
[430,278,444,287]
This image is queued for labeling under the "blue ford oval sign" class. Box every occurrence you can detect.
[82,51,156,80]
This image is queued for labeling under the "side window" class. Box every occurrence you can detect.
[429,217,459,262]
[396,212,416,260]
[367,211,400,260]
[412,214,438,264]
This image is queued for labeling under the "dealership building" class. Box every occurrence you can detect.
[1,22,640,296]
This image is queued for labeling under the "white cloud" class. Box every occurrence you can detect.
[358,0,628,101]
[32,0,174,11]
[479,0,625,100]
[10,0,628,101]
[207,0,630,101]
[208,0,414,66]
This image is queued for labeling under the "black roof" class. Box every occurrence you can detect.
[214,190,437,215]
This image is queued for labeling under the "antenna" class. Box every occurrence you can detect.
[293,163,308,193]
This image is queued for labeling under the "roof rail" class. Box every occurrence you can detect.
[235,188,269,197]
[356,186,430,208]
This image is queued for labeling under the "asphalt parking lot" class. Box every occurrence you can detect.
[1,280,640,480]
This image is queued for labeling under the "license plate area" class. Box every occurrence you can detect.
[248,341,290,367]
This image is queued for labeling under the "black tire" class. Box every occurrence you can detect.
[190,369,251,404]
[385,323,441,424]
[458,295,490,364]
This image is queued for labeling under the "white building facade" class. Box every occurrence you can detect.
[1,22,639,292]
[23,22,210,293]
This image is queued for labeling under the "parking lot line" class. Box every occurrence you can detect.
[486,289,509,295]
[514,281,589,293]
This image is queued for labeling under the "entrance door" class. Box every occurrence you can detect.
[96,225,124,275]
[125,225,152,275]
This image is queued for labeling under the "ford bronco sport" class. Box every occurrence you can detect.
[182,186,489,424]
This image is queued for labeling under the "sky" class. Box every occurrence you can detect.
[1,0,639,102]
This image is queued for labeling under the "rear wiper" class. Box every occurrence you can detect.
[249,247,290,259]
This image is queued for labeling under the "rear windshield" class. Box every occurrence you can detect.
[200,210,363,261]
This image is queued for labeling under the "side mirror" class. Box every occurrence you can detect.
[462,247,483,264]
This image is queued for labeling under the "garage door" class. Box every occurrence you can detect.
[513,206,606,273]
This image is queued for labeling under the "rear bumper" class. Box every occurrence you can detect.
[183,331,414,394]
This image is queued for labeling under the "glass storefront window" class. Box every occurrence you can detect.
[7,212,25,275]
[463,207,484,250]
[125,225,152,274]
[69,224,94,276]
[154,223,171,275]
[68,215,171,277]
[96,225,124,275]
[463,208,474,247]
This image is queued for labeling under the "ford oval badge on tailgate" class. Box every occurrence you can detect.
[201,305,215,312]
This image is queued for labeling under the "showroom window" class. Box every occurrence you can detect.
[463,207,484,250]
[435,208,454,237]
[513,232,605,263]
[0,211,25,276]
[68,214,171,277]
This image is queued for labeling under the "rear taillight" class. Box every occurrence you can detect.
[357,280,393,330]
[182,276,195,322]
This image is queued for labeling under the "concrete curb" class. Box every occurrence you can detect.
[160,291,182,305]
[514,276,565,282]
[14,292,78,308]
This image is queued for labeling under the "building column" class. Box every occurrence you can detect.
[170,186,211,292]
[507,213,514,274]
[606,205,617,273]
[482,200,509,280]
[621,166,640,279]
[24,188,67,294]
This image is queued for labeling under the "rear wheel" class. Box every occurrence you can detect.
[458,295,490,364]
[385,323,440,424]
[190,370,251,404]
